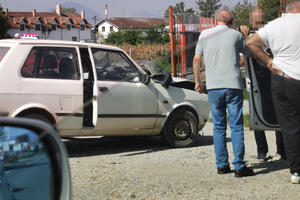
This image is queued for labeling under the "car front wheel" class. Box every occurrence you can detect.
[162,109,199,148]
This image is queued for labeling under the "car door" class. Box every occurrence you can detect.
[244,56,280,130]
[19,46,84,130]
[91,48,158,134]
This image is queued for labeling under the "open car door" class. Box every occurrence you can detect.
[244,56,280,131]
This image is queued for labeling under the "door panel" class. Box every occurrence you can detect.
[91,48,158,133]
[245,57,280,130]
[96,81,158,131]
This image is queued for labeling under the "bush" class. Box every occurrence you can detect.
[151,49,172,72]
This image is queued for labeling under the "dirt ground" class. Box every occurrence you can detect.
[66,120,300,200]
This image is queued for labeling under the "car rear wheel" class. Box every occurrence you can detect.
[21,113,52,125]
[162,109,199,148]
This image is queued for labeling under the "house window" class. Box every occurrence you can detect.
[80,24,85,31]
[102,26,105,32]
[35,24,41,31]
[20,24,25,31]
[51,24,56,31]
[110,26,114,32]
[66,24,71,31]
[72,37,77,41]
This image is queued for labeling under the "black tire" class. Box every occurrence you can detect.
[21,113,52,125]
[162,109,199,148]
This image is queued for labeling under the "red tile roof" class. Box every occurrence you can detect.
[6,11,93,30]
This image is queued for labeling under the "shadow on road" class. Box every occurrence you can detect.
[64,134,224,158]
[64,136,169,158]
[251,159,288,175]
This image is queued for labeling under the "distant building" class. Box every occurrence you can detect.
[95,17,168,42]
[4,4,93,41]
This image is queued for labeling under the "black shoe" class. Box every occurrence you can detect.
[234,166,254,178]
[217,166,232,174]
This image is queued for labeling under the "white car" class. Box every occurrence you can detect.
[0,39,210,147]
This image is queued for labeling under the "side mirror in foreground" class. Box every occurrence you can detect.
[0,117,71,200]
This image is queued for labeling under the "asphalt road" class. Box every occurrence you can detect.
[2,153,51,200]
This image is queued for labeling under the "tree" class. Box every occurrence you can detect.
[61,7,77,13]
[105,29,142,45]
[144,23,170,44]
[164,2,194,18]
[258,0,280,22]
[196,0,222,17]
[231,0,253,28]
[0,4,9,38]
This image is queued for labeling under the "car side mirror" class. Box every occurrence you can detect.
[0,117,71,200]
[150,71,172,88]
[141,73,150,85]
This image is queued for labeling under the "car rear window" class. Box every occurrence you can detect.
[21,47,80,80]
[0,47,10,64]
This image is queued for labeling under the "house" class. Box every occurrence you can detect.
[95,17,168,41]
[4,4,93,41]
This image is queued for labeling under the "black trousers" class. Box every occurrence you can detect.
[271,73,300,173]
[254,130,285,156]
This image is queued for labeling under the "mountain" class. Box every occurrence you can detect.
[49,1,103,25]
[132,11,162,18]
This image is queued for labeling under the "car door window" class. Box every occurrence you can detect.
[21,47,80,80]
[92,48,141,82]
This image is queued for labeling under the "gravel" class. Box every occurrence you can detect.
[66,103,300,200]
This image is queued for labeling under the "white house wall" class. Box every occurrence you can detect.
[98,21,118,39]
[8,28,92,41]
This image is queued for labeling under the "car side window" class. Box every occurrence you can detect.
[92,48,141,82]
[21,47,80,80]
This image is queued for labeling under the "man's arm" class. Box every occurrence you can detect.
[247,32,273,70]
[193,53,204,93]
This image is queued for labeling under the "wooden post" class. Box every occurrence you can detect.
[168,6,177,76]
[180,25,186,77]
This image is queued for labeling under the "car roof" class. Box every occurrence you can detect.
[0,39,121,51]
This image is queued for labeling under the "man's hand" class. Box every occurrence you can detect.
[240,25,250,39]
[195,83,204,94]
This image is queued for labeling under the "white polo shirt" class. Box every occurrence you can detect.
[257,13,300,80]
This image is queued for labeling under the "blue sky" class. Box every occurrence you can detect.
[1,0,252,18]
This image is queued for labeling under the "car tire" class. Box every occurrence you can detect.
[162,109,199,148]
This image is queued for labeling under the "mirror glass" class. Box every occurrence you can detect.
[0,126,52,200]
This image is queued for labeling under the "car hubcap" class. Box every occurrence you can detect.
[173,119,193,141]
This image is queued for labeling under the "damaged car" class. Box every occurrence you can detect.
[0,39,210,148]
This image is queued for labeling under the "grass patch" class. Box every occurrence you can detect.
[243,89,249,100]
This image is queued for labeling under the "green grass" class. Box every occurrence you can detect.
[243,89,249,100]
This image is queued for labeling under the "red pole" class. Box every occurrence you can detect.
[168,6,177,76]
[180,25,186,77]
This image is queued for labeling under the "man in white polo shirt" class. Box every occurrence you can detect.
[247,1,300,184]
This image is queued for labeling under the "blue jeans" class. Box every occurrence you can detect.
[208,88,245,170]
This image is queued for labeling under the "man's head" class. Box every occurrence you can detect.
[215,10,233,26]
[287,0,300,13]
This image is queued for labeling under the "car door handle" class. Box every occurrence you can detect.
[99,87,108,92]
